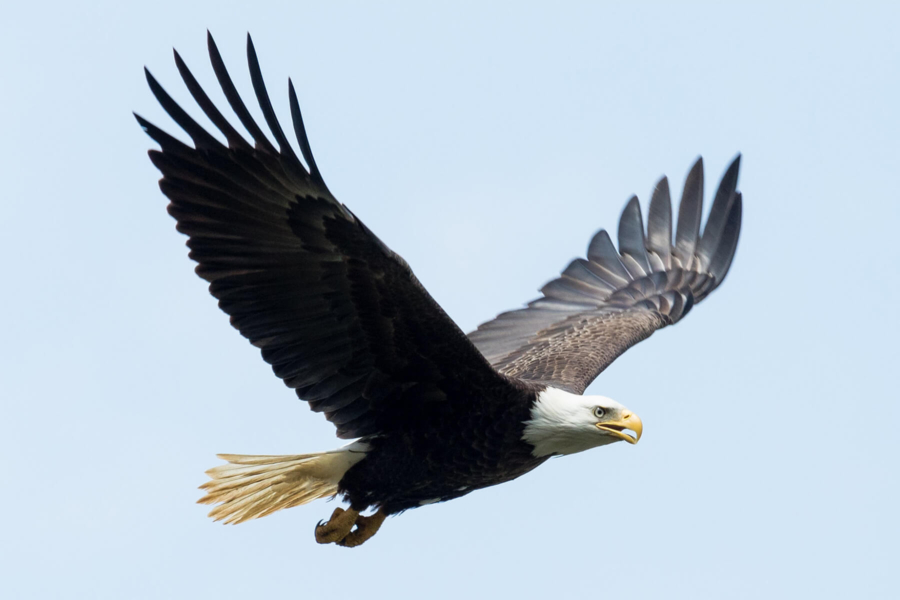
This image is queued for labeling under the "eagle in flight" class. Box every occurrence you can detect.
[138,33,742,548]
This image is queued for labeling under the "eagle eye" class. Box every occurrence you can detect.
[593,406,605,419]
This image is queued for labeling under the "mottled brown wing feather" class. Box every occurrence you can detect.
[490,311,667,394]
[469,157,742,394]
[138,34,511,439]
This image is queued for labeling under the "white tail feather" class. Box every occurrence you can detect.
[198,443,368,524]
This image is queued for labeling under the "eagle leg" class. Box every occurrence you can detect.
[314,507,359,544]
[336,508,387,548]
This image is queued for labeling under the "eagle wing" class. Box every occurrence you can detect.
[138,34,511,439]
[468,157,742,394]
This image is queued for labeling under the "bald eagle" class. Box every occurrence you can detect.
[138,34,742,548]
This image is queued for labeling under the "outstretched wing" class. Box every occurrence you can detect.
[138,33,511,439]
[468,157,742,394]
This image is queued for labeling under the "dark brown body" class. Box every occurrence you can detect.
[339,385,547,514]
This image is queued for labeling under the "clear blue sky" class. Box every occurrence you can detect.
[2,2,898,598]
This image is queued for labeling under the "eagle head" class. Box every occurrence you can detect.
[523,386,643,457]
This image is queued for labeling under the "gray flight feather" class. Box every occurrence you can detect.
[469,156,742,394]
[646,176,672,271]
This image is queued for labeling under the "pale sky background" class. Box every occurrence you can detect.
[2,2,898,598]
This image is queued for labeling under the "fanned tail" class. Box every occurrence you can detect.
[198,443,368,524]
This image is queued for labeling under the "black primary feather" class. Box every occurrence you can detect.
[207,32,279,155]
[173,49,250,150]
[245,34,306,177]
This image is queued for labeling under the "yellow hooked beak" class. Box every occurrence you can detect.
[596,411,643,444]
